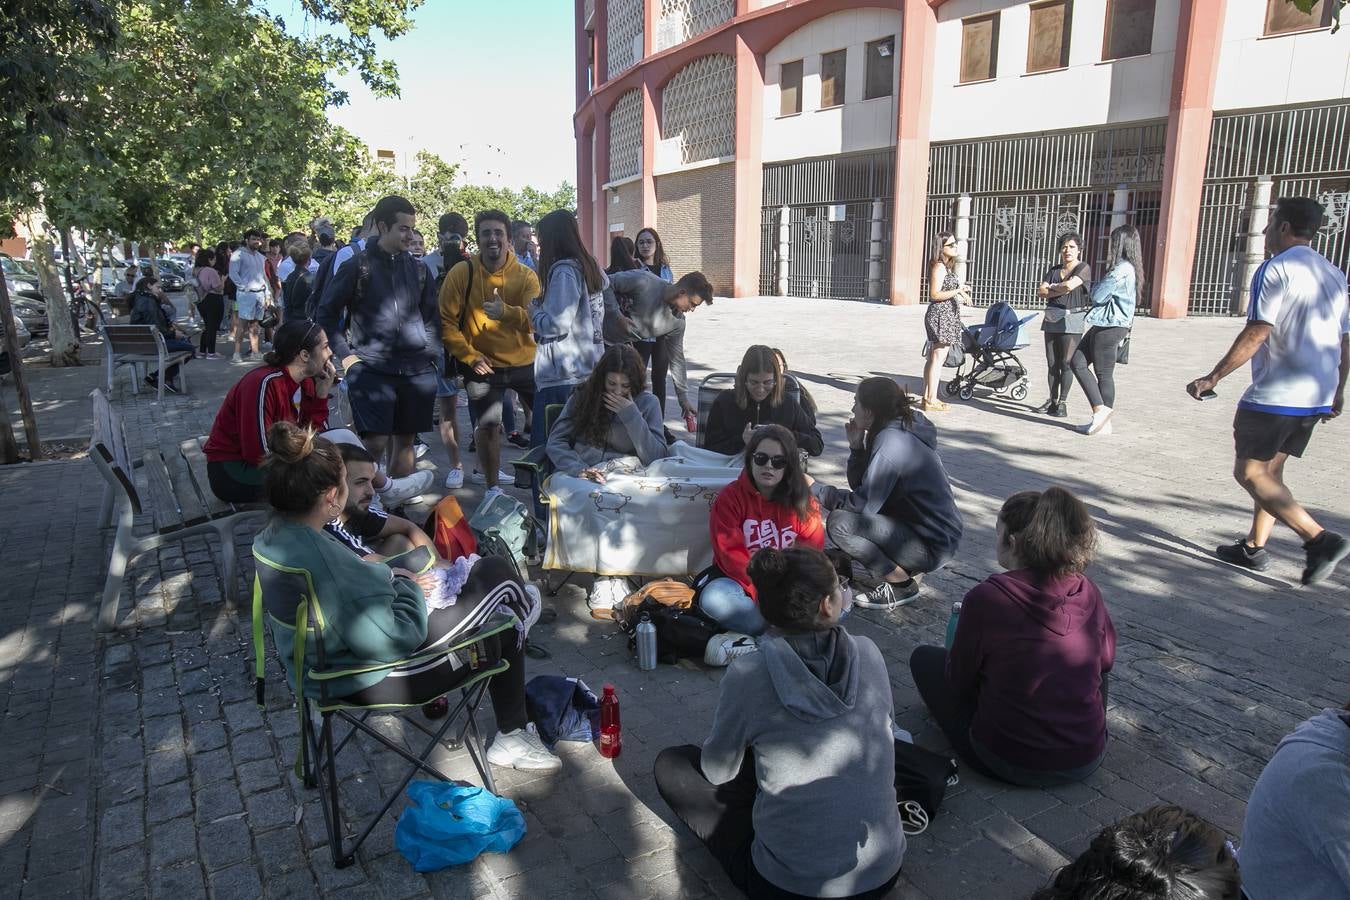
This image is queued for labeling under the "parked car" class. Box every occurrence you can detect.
[10,297,48,338]
[135,259,184,291]
[1,254,42,300]
[0,310,31,377]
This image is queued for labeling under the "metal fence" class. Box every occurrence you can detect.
[758,150,896,301]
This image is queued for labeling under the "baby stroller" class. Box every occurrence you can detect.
[946,301,1038,402]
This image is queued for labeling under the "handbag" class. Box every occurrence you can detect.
[258,304,279,330]
[893,739,958,822]
[920,340,965,369]
[1116,331,1131,365]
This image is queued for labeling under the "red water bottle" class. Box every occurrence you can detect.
[599,684,622,758]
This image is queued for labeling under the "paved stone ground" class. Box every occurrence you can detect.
[0,298,1346,899]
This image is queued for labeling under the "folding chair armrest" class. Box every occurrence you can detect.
[307,611,520,683]
[510,445,548,475]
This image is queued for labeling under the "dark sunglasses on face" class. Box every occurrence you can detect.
[751,452,787,469]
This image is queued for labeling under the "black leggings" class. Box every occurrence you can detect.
[1043,333,1081,403]
[1070,326,1128,409]
[340,556,528,732]
[653,745,902,900]
[199,294,224,354]
[635,337,671,416]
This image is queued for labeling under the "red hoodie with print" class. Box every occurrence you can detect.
[710,469,825,600]
[204,365,329,466]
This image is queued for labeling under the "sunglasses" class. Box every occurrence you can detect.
[751,452,787,470]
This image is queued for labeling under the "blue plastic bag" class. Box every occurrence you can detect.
[395,780,527,871]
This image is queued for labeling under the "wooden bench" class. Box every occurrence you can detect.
[102,324,192,401]
[90,389,265,631]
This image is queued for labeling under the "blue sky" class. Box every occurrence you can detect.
[294,0,579,192]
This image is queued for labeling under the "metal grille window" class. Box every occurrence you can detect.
[820,49,847,108]
[608,90,643,183]
[606,0,644,81]
[1103,0,1154,61]
[960,14,1000,84]
[1265,0,1333,35]
[1028,0,1072,73]
[864,37,895,100]
[660,54,736,166]
[780,60,803,116]
[655,0,734,51]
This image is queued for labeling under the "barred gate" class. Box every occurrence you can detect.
[758,150,895,301]
[923,122,1166,312]
[1192,101,1350,316]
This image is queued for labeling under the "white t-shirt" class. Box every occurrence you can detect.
[275,255,320,283]
[1241,244,1350,416]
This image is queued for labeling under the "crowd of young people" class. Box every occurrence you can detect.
[180,191,1347,898]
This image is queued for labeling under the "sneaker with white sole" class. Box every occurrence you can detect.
[587,576,630,617]
[443,466,465,489]
[378,469,435,506]
[704,632,757,667]
[414,440,429,460]
[1077,406,1114,435]
[486,722,561,771]
[854,580,920,610]
[468,468,515,486]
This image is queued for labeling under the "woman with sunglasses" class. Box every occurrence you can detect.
[204,320,337,503]
[699,426,824,641]
[812,377,963,609]
[704,345,823,458]
[922,231,970,412]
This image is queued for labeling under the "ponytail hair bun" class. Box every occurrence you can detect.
[261,423,344,514]
[999,485,1097,576]
[750,546,839,632]
[262,350,283,366]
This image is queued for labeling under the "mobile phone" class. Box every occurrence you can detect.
[1199,389,1217,401]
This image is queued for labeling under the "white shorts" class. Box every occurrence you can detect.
[235,290,265,322]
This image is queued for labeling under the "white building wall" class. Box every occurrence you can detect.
[927,0,1180,143]
[761,8,902,163]
[1212,3,1350,111]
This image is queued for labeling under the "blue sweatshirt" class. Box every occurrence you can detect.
[316,243,441,376]
[529,259,609,389]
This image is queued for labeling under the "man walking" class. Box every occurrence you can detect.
[606,268,715,423]
[317,194,441,496]
[229,229,269,362]
[1188,196,1349,586]
[440,209,541,490]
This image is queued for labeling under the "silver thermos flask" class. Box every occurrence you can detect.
[636,613,657,671]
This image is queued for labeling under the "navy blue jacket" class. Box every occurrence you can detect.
[316,244,441,376]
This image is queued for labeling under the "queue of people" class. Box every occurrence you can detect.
[180,190,1347,899]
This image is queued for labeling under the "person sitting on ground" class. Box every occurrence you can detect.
[252,423,560,772]
[129,273,194,393]
[811,377,963,609]
[909,486,1115,787]
[703,345,823,458]
[546,344,670,611]
[605,268,715,421]
[1237,700,1350,899]
[654,546,905,900]
[699,426,824,642]
[1032,804,1241,900]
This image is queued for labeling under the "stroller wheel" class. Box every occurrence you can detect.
[958,384,975,401]
[944,379,961,397]
[1010,383,1029,401]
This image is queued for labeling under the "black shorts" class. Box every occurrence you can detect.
[1233,408,1321,461]
[346,364,436,436]
[464,364,535,429]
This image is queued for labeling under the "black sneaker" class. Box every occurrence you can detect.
[507,431,529,449]
[1302,531,1349,586]
[1050,402,1068,418]
[1215,539,1270,572]
[854,580,920,610]
[163,380,181,395]
[1034,399,1055,414]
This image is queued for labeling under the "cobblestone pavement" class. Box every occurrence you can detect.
[0,299,1346,899]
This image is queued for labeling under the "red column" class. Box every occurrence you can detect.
[594,114,611,251]
[641,78,659,229]
[889,0,938,306]
[576,125,595,253]
[733,33,765,297]
[595,0,609,89]
[1152,0,1227,319]
[575,0,590,108]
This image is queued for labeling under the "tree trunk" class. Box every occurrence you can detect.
[0,277,44,462]
[25,213,82,367]
[90,236,106,307]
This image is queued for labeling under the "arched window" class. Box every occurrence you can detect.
[608,90,643,182]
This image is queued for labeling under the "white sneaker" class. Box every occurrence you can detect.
[587,577,630,614]
[704,632,757,667]
[414,440,429,460]
[231,352,242,362]
[486,722,561,772]
[443,466,465,489]
[378,469,435,506]
[1084,406,1114,435]
[469,468,515,486]
[484,486,504,501]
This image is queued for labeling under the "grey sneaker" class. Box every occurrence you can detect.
[854,580,920,610]
[1215,539,1270,572]
[704,632,757,667]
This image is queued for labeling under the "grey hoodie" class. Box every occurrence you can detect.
[529,260,609,389]
[813,414,963,559]
[606,269,690,403]
[701,627,906,897]
[1239,709,1350,898]
[545,392,670,475]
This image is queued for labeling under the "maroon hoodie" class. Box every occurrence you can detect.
[945,569,1116,771]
